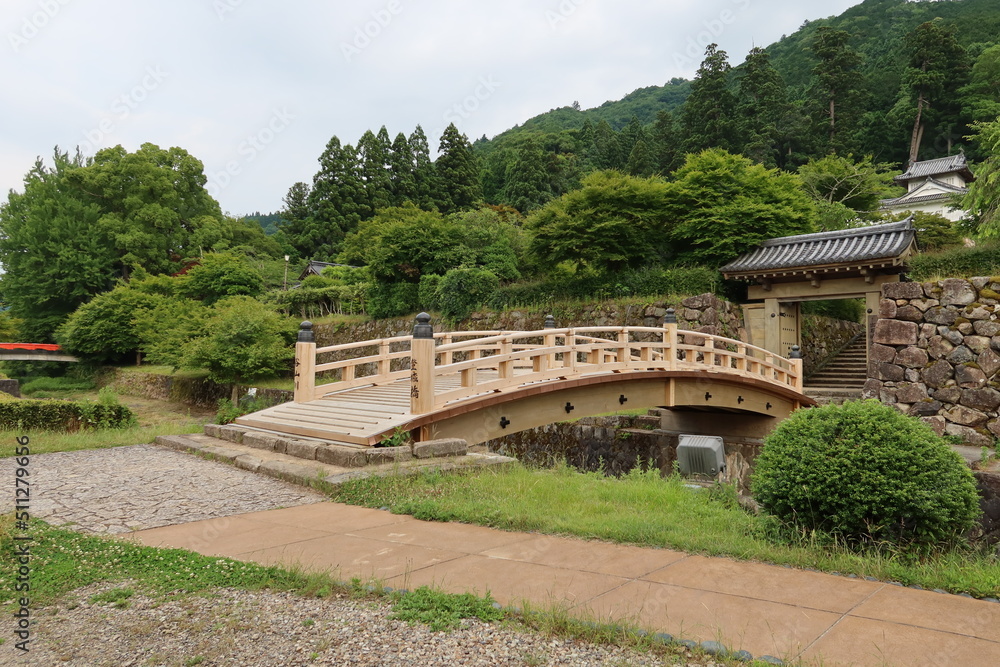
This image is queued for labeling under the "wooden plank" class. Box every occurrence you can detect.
[234,417,377,445]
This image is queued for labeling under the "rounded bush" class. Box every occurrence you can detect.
[751,400,981,548]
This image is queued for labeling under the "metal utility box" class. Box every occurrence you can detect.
[677,434,726,478]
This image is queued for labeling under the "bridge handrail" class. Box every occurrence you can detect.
[293,316,805,409]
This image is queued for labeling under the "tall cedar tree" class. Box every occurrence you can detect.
[307,136,369,259]
[810,27,864,155]
[651,110,681,174]
[503,139,553,213]
[436,123,481,213]
[278,182,313,259]
[902,21,970,162]
[591,120,624,170]
[388,132,418,205]
[408,125,440,210]
[680,44,738,155]
[737,47,789,167]
[357,127,394,212]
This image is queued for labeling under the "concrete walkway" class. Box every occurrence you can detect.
[130,502,1000,667]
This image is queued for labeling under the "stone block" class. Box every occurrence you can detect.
[873,362,905,382]
[972,276,991,290]
[909,400,942,417]
[921,360,954,389]
[944,329,965,345]
[242,432,279,451]
[945,423,994,447]
[931,386,962,404]
[894,346,928,368]
[961,388,1000,412]
[958,322,974,335]
[203,423,223,438]
[920,322,938,339]
[259,460,311,484]
[911,298,940,312]
[921,416,946,436]
[870,343,897,363]
[925,307,958,326]
[989,420,1000,438]
[993,336,1000,352]
[966,336,992,354]
[895,383,929,403]
[316,444,367,467]
[285,440,318,460]
[956,365,988,389]
[943,405,990,428]
[879,299,897,318]
[883,282,925,300]
[946,346,975,365]
[894,305,923,322]
[905,368,921,382]
[412,438,468,459]
[682,294,713,309]
[234,455,262,473]
[940,279,977,306]
[873,320,918,345]
[928,336,955,360]
[217,426,245,444]
[979,349,1000,378]
[966,306,992,321]
[974,320,1000,337]
[366,446,414,465]
[861,379,883,400]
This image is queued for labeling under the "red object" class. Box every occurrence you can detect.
[0,343,61,351]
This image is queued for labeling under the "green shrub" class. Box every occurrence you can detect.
[418,274,443,312]
[20,377,97,396]
[367,282,420,319]
[908,241,1000,280]
[801,299,864,322]
[438,267,500,320]
[751,400,981,549]
[0,398,136,431]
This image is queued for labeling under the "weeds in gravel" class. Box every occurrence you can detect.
[331,461,1000,598]
[388,586,505,632]
[89,586,135,609]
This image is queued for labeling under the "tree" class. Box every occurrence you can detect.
[339,204,467,282]
[650,110,681,174]
[737,47,789,167]
[665,149,816,265]
[961,44,1000,125]
[55,283,158,365]
[0,150,116,341]
[357,127,393,213]
[798,155,895,212]
[591,120,624,170]
[388,132,418,205]
[177,252,265,305]
[70,143,224,279]
[681,44,738,154]
[963,117,1000,239]
[277,181,313,258]
[527,171,672,272]
[180,297,295,402]
[436,123,481,213]
[409,125,441,210]
[307,136,369,258]
[885,211,962,251]
[626,140,655,177]
[810,27,864,154]
[901,21,970,163]
[502,139,553,213]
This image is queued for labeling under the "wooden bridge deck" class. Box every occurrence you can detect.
[235,317,810,446]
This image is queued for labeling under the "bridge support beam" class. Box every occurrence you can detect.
[294,322,316,403]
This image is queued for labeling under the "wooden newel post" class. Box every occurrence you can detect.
[535,314,557,373]
[410,312,435,414]
[294,321,316,403]
[789,345,804,392]
[663,308,678,371]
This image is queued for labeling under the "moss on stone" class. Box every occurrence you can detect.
[981,288,1000,300]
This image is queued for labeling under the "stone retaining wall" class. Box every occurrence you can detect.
[863,278,1000,446]
[102,369,292,408]
[0,379,20,398]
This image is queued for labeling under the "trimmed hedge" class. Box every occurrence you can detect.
[751,400,981,549]
[0,398,136,431]
[908,241,1000,281]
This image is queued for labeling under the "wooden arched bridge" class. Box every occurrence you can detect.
[236,312,814,446]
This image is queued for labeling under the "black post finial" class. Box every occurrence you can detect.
[790,345,803,359]
[298,321,315,343]
[413,312,433,339]
[544,315,556,329]
[664,308,677,324]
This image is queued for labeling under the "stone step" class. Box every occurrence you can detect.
[154,430,515,490]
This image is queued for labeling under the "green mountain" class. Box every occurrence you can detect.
[482,0,999,147]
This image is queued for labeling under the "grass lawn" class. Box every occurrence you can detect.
[331,462,1000,599]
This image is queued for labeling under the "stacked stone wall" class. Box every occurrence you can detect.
[864,278,1000,446]
[801,315,864,378]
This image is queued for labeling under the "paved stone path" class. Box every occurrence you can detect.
[0,444,324,534]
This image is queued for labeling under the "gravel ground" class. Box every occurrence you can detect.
[8,583,722,667]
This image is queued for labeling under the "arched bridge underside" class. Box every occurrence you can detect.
[236,319,815,447]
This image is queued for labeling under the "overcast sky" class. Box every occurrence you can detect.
[1,0,861,217]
